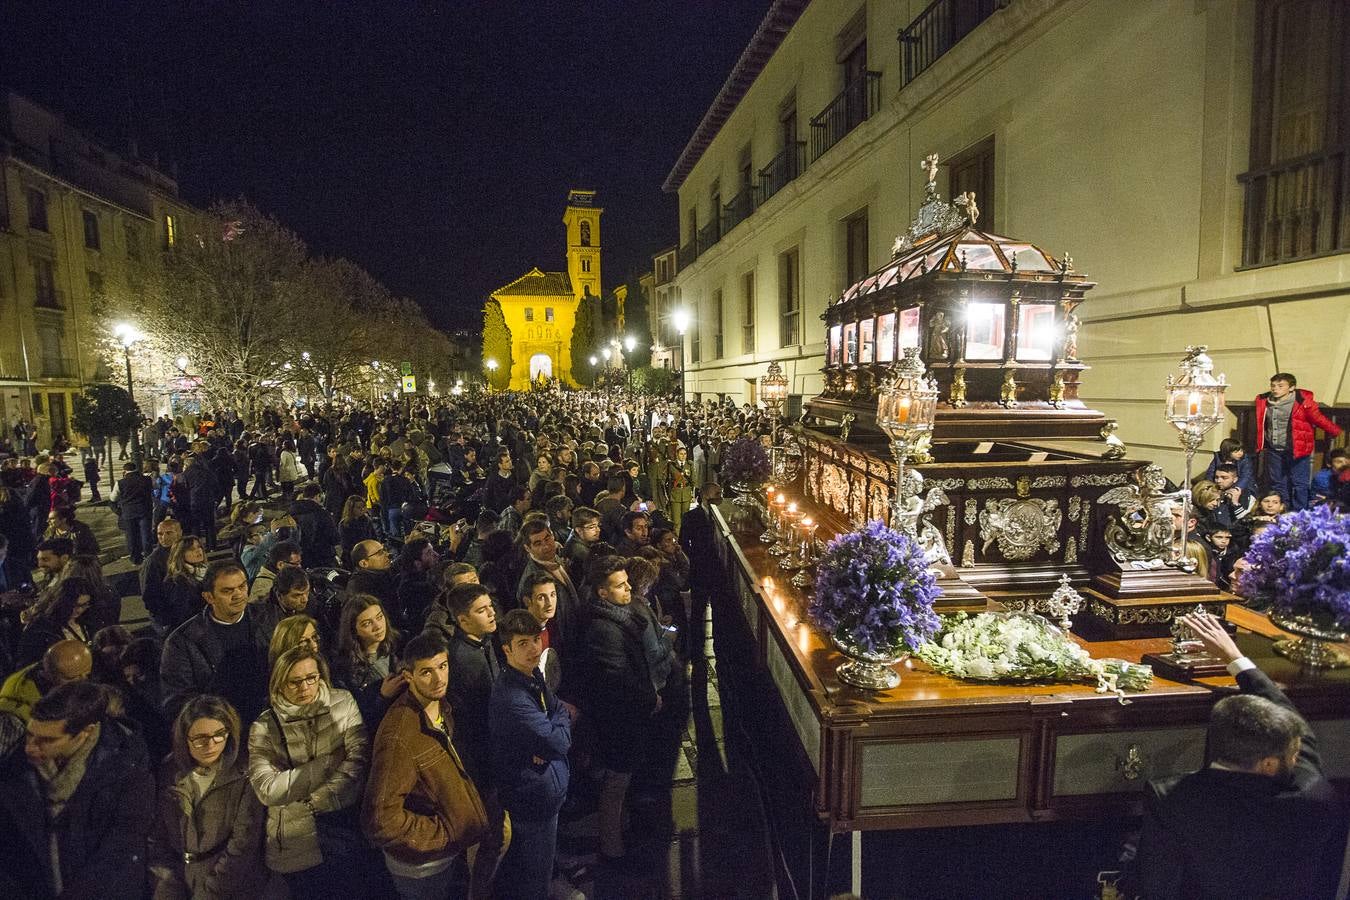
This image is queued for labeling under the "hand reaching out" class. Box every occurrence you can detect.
[1177,611,1242,664]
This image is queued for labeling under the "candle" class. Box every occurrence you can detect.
[773,493,788,507]
[1187,392,1200,417]
[787,501,797,514]
[800,516,813,529]
[898,396,912,423]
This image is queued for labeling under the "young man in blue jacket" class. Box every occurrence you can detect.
[490,608,572,900]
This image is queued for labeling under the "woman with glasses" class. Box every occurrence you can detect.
[331,594,405,731]
[149,694,268,900]
[247,645,372,894]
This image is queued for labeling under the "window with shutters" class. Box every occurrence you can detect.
[778,247,800,347]
[27,188,48,232]
[712,289,724,359]
[83,210,100,250]
[844,209,869,287]
[33,255,59,308]
[741,271,756,353]
[947,137,996,233]
[1240,0,1348,266]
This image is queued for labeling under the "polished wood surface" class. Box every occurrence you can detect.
[716,499,1350,834]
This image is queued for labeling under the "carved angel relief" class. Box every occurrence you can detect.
[978,498,1062,560]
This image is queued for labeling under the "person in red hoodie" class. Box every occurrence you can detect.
[1254,372,1342,510]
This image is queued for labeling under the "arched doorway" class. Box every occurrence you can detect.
[529,353,553,381]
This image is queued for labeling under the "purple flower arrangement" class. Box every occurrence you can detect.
[811,520,942,655]
[721,436,771,485]
[1239,505,1350,628]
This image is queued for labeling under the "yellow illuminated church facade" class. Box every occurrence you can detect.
[490,189,602,390]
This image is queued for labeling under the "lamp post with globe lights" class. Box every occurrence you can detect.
[112,322,145,465]
[672,308,690,399]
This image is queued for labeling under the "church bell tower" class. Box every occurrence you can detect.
[562,189,602,302]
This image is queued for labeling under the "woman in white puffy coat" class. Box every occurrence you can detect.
[248,644,370,894]
[277,438,301,502]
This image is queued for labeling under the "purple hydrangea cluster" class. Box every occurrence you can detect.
[1240,505,1350,628]
[721,436,771,484]
[810,520,942,655]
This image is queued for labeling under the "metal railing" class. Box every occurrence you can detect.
[809,72,882,161]
[899,0,1010,86]
[758,142,807,206]
[40,358,78,379]
[679,240,697,268]
[722,188,755,235]
[697,220,721,256]
[1238,147,1348,267]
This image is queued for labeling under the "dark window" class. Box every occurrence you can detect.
[37,321,65,376]
[842,41,868,130]
[545,307,555,322]
[580,220,592,246]
[947,137,996,232]
[712,289,724,359]
[27,188,48,232]
[33,256,58,308]
[126,222,142,261]
[779,248,801,347]
[87,270,103,302]
[742,271,756,354]
[0,173,9,229]
[1241,0,1349,266]
[524,307,534,322]
[83,210,100,250]
[845,209,870,286]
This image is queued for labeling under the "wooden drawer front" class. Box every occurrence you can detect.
[1053,727,1206,797]
[860,736,1022,808]
[1311,719,1350,779]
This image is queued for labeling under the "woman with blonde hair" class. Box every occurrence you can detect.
[267,613,322,667]
[149,695,268,899]
[248,645,371,893]
[161,535,208,633]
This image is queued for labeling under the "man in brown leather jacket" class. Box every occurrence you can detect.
[362,631,507,900]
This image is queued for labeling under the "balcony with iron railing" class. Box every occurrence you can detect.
[34,287,66,311]
[899,0,1010,86]
[809,72,882,161]
[697,220,721,256]
[40,357,79,379]
[758,141,807,207]
[722,188,755,235]
[1238,147,1348,268]
[680,240,697,268]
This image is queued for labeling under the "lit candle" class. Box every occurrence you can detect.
[898,396,912,423]
[800,516,813,529]
[773,493,788,508]
[787,501,798,514]
[1187,392,1200,417]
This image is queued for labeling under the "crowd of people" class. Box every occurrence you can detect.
[0,367,1344,900]
[0,387,780,900]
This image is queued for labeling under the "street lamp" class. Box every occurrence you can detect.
[624,335,636,353]
[1164,346,1227,572]
[601,348,611,362]
[589,355,598,366]
[877,348,939,533]
[112,323,145,465]
[671,308,690,401]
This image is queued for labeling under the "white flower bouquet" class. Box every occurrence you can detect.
[917,612,1153,699]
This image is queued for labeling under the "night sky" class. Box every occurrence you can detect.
[1,1,767,331]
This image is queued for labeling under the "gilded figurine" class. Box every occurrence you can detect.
[1063,313,1081,362]
[948,366,968,407]
[1100,420,1127,459]
[1000,369,1019,407]
[926,311,951,361]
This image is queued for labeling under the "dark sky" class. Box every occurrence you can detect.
[1,1,767,331]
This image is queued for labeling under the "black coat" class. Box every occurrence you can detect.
[584,599,657,768]
[1130,668,1344,899]
[0,717,152,900]
[446,630,501,786]
[678,503,728,590]
[159,606,272,725]
[288,497,340,568]
[139,546,171,626]
[115,472,153,521]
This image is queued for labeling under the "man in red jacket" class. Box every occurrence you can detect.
[1254,372,1341,510]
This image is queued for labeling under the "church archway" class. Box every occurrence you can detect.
[529,353,553,381]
